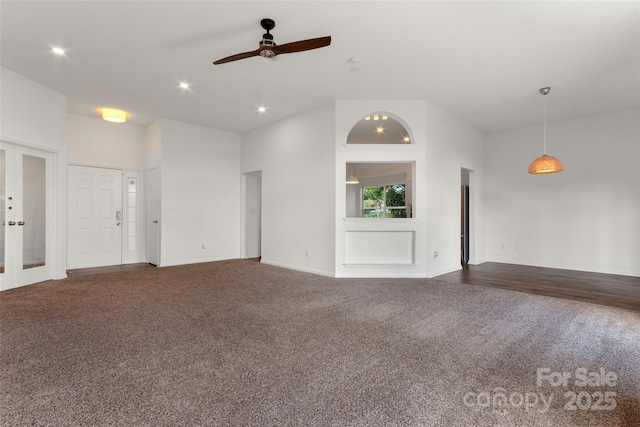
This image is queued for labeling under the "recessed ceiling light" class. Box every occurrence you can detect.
[179,82,190,89]
[257,106,266,113]
[376,126,384,134]
[403,136,411,143]
[51,47,65,55]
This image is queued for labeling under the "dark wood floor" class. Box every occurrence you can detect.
[67,261,640,312]
[438,262,640,312]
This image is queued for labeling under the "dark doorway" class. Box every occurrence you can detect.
[461,169,470,269]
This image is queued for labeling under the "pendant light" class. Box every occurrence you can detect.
[346,165,359,184]
[528,87,563,174]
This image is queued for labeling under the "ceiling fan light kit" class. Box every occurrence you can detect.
[213,18,331,65]
[528,87,564,174]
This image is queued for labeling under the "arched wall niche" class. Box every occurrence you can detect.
[346,112,414,145]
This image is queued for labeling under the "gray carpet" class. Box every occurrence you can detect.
[1,259,639,426]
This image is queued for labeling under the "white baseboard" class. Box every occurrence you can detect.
[260,259,335,278]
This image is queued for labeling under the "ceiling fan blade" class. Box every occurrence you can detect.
[272,36,331,55]
[213,48,261,65]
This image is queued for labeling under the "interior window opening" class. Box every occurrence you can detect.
[346,162,414,219]
[346,113,412,145]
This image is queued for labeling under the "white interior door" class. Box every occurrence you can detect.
[1,144,52,291]
[67,166,123,269]
[146,168,159,266]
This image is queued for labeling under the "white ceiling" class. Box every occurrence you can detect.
[1,1,638,134]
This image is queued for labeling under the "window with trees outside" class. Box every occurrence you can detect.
[362,184,407,218]
[346,162,413,219]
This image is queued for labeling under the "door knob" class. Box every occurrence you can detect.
[8,221,16,226]
[17,221,25,226]
[153,220,158,224]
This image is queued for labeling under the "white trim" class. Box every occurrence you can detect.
[334,272,428,279]
[260,259,335,278]
[0,135,63,154]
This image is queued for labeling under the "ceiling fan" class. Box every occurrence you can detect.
[213,18,331,65]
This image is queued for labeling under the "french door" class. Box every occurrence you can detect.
[1,144,52,291]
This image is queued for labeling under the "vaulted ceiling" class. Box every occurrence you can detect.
[1,1,638,134]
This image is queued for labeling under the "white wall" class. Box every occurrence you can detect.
[335,100,486,278]
[485,108,640,276]
[423,101,486,276]
[1,66,67,280]
[67,114,147,169]
[1,67,66,151]
[146,120,163,170]
[158,119,241,266]
[242,103,336,276]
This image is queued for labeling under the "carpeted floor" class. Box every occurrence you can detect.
[1,259,639,426]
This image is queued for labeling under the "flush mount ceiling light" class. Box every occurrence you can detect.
[100,108,128,123]
[346,166,359,184]
[528,87,564,174]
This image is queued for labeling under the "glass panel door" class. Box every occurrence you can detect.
[21,154,46,270]
[0,144,51,291]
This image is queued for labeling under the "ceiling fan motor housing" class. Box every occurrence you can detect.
[259,18,276,57]
[261,33,275,47]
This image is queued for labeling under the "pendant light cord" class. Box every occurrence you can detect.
[543,94,547,155]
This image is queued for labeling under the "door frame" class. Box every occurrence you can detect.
[66,164,147,270]
[460,167,475,268]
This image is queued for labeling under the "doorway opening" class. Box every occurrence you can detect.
[461,168,471,270]
[244,171,262,259]
[68,165,146,270]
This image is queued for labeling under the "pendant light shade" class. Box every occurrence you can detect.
[528,87,563,174]
[346,166,359,184]
[528,154,564,174]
